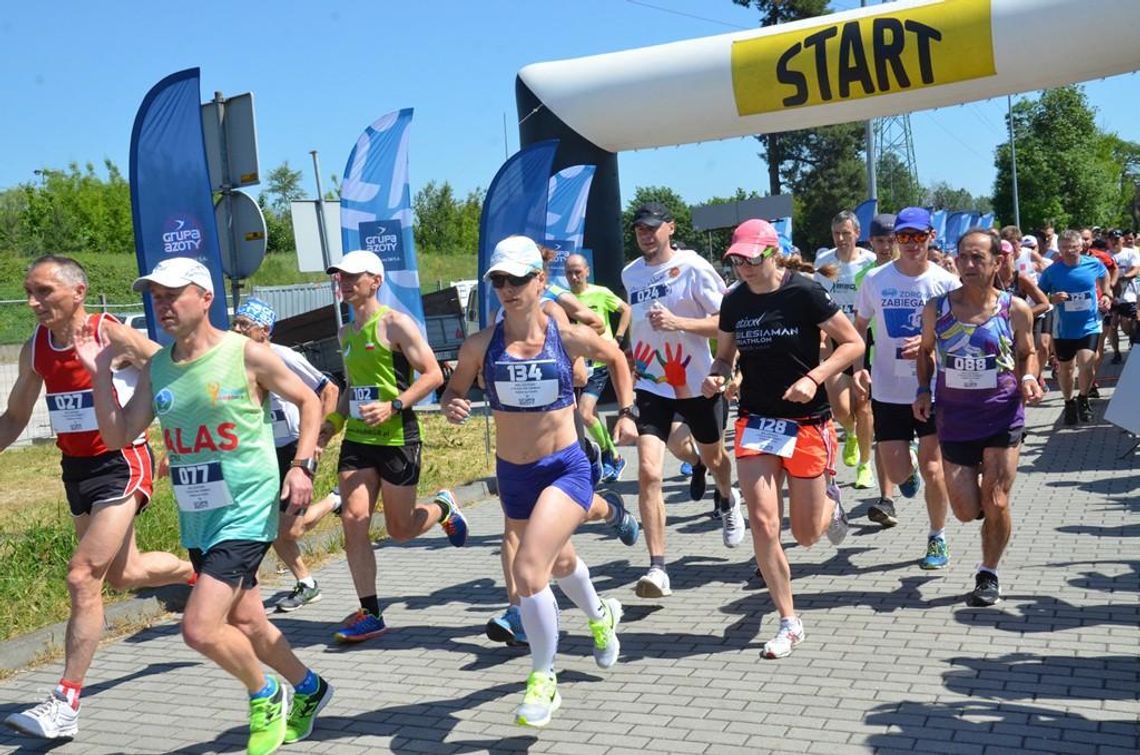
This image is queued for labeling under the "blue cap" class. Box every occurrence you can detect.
[894,207,932,232]
[234,296,276,333]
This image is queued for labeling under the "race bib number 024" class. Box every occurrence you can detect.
[739,415,799,458]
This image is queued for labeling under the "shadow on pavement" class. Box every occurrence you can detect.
[863,699,1138,752]
[942,652,1139,702]
[953,594,1140,632]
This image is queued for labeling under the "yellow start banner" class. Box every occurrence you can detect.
[732,0,995,116]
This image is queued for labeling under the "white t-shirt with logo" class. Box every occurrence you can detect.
[269,343,330,448]
[855,262,961,405]
[813,247,876,321]
[1016,249,1040,285]
[1113,246,1140,303]
[622,249,725,399]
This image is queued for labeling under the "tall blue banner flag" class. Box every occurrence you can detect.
[130,68,229,341]
[772,217,793,256]
[854,199,878,243]
[545,165,595,289]
[340,109,425,334]
[477,140,559,326]
[931,209,948,249]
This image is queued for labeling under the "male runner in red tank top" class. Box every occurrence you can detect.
[2,255,193,741]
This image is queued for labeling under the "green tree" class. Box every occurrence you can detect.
[262,162,304,215]
[412,181,483,256]
[993,86,1119,232]
[781,123,867,254]
[876,152,923,214]
[1103,134,1140,230]
[692,188,763,259]
[621,186,694,261]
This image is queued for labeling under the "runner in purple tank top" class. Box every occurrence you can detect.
[913,229,1043,607]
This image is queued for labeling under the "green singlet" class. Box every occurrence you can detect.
[341,306,421,446]
[150,331,278,551]
[575,283,624,341]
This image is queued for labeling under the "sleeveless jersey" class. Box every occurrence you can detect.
[341,307,420,446]
[933,292,1024,442]
[483,316,575,413]
[31,312,143,457]
[150,331,278,551]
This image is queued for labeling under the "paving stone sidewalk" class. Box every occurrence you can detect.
[1,374,1137,754]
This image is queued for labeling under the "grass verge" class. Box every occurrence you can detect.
[0,412,495,642]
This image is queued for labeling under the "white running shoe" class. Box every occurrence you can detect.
[825,479,849,546]
[762,618,805,659]
[634,567,672,598]
[587,598,623,669]
[721,489,746,548]
[4,692,79,739]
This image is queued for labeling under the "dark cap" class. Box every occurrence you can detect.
[869,213,896,237]
[1109,228,1123,239]
[631,202,674,228]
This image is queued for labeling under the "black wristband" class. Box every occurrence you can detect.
[618,405,636,420]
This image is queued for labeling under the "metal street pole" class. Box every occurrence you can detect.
[213,91,243,314]
[310,150,343,329]
[1008,95,1021,229]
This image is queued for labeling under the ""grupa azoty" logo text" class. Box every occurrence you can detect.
[162,215,204,254]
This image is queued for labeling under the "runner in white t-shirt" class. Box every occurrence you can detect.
[622,202,742,599]
[813,210,877,490]
[853,208,960,570]
[1109,230,1139,364]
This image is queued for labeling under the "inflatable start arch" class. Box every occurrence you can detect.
[516,0,1140,288]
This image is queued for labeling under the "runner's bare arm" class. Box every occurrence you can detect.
[816,311,866,384]
[852,314,873,397]
[561,323,637,444]
[1017,277,1051,319]
[388,310,445,403]
[912,300,939,422]
[555,290,605,334]
[1010,298,1042,403]
[440,328,492,424]
[614,300,632,343]
[0,342,44,452]
[75,328,156,449]
[703,330,737,398]
[98,317,160,368]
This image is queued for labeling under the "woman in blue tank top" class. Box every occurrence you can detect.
[440,236,637,728]
[913,229,1042,608]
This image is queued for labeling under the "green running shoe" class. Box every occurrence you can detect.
[587,598,623,669]
[515,671,560,728]
[853,462,875,490]
[284,675,334,744]
[247,678,287,755]
[842,432,859,467]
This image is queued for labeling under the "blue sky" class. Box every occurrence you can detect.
[2,1,1136,208]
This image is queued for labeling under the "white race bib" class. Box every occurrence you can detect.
[348,385,380,420]
[46,390,98,434]
[1063,292,1093,312]
[171,461,234,512]
[271,408,290,442]
[493,359,560,409]
[944,354,998,390]
[739,415,799,458]
[893,347,918,378]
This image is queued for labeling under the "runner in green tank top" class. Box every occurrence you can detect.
[77,257,333,755]
[318,250,470,645]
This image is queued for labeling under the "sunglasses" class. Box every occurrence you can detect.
[489,272,538,289]
[230,318,258,332]
[895,230,931,244]
[727,247,776,266]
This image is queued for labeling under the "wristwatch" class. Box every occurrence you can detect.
[290,458,318,478]
[391,398,405,412]
[618,405,637,420]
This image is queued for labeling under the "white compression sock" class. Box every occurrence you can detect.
[556,558,605,620]
[518,586,560,674]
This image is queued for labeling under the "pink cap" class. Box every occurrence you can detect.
[1000,240,1014,255]
[725,219,780,259]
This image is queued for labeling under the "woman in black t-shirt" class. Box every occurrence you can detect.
[701,219,864,660]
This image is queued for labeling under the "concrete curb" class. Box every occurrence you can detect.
[0,477,498,675]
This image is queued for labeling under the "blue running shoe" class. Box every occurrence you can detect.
[486,605,528,646]
[601,490,639,546]
[334,609,388,644]
[434,489,469,547]
[899,447,921,499]
[679,461,694,477]
[605,455,627,483]
[919,536,950,570]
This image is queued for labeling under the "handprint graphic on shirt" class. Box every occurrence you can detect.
[631,341,663,384]
[660,342,693,398]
